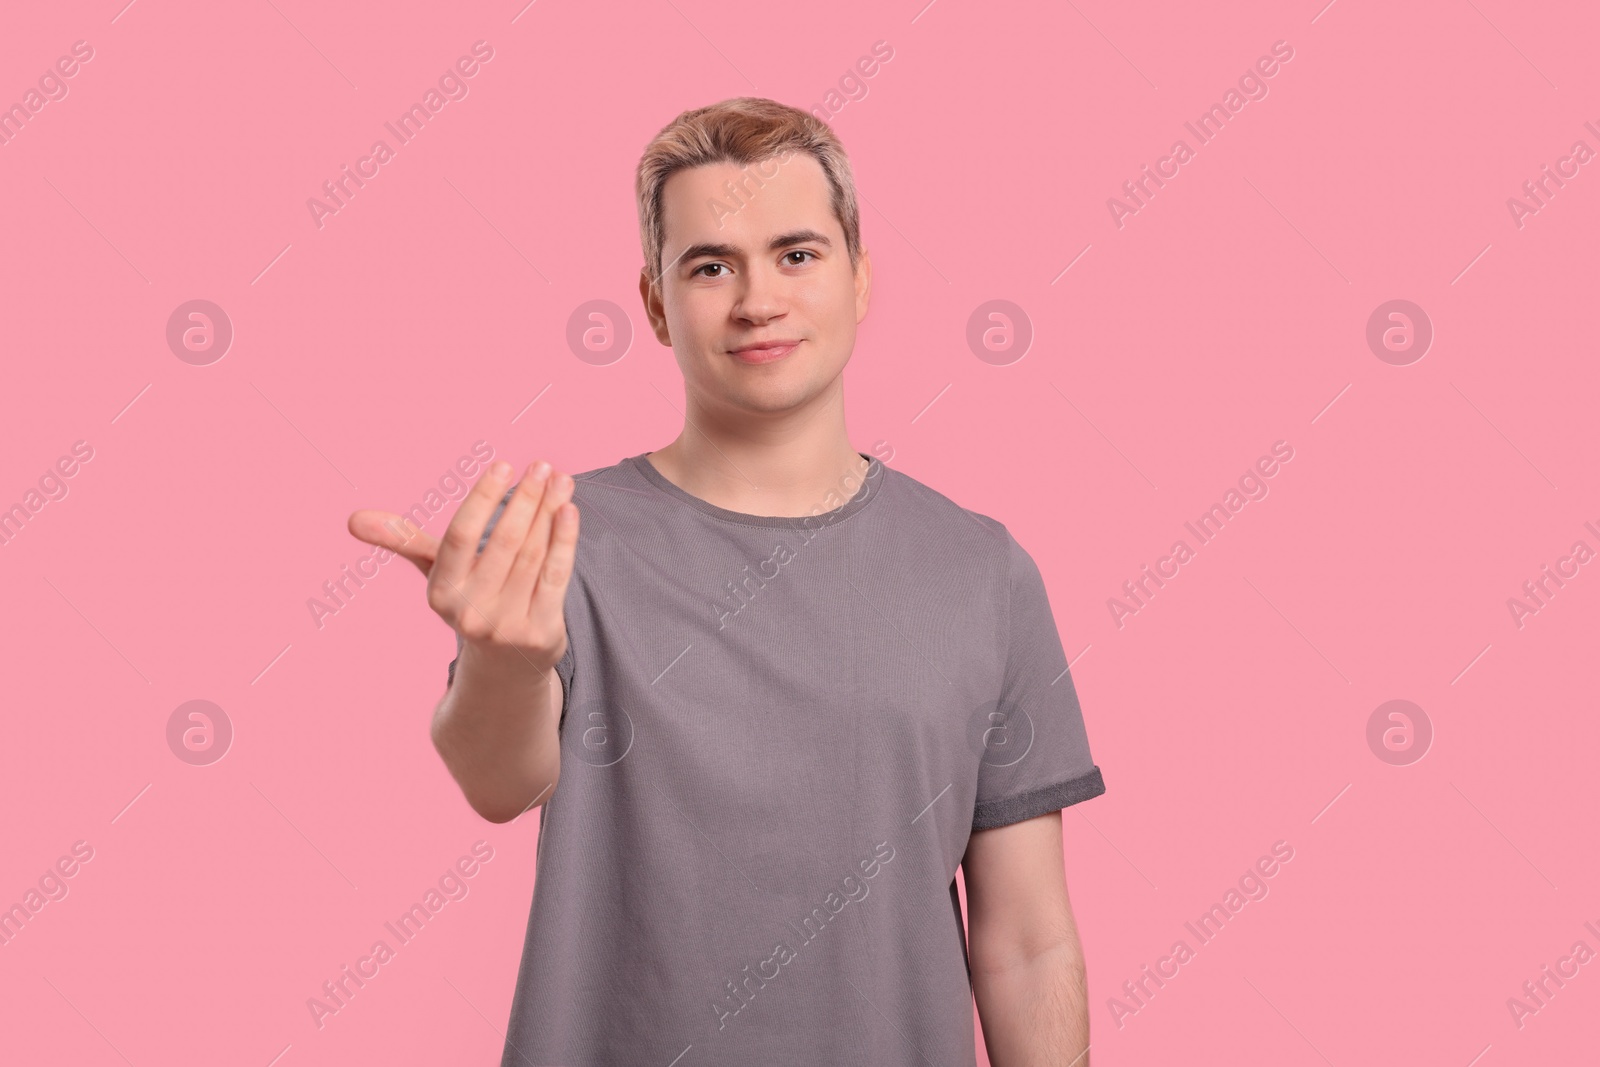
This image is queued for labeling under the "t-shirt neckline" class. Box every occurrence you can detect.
[626,450,884,529]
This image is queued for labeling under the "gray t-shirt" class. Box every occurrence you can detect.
[447,450,1104,1066]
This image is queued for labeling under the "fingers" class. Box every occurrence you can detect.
[347,509,440,577]
[428,461,518,615]
[503,469,574,613]
[472,460,555,593]
[526,498,579,629]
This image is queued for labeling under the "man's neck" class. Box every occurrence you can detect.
[645,418,870,520]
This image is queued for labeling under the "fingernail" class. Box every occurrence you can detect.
[533,461,551,479]
[491,461,512,479]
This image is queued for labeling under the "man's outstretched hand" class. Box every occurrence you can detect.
[346,459,580,675]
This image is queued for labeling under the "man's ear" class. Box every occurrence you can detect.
[854,246,873,324]
[639,267,672,345]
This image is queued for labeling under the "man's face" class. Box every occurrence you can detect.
[640,152,871,419]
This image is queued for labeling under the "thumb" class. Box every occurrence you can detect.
[347,509,440,578]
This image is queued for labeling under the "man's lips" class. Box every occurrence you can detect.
[728,340,801,365]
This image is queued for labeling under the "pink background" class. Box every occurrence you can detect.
[3,0,1597,1063]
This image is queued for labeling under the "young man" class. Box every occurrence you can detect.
[350,96,1105,1066]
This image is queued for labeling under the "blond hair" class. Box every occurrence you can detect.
[635,96,861,280]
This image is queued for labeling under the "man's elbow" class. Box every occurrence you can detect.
[458,774,559,824]
[472,799,525,825]
[971,924,1084,978]
[429,724,560,823]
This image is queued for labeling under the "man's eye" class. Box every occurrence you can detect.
[694,263,726,277]
[784,250,816,265]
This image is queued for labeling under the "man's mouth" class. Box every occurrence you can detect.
[728,340,801,365]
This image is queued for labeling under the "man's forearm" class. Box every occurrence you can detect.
[972,939,1090,1067]
[431,642,561,823]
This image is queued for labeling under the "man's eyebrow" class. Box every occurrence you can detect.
[675,229,834,266]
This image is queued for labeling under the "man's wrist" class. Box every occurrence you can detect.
[457,636,560,687]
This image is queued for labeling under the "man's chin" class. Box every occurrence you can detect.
[719,380,831,417]
[687,356,844,413]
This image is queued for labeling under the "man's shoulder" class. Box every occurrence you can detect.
[566,455,639,498]
[876,462,1013,551]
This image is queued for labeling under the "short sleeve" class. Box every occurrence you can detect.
[444,488,574,717]
[970,529,1105,831]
